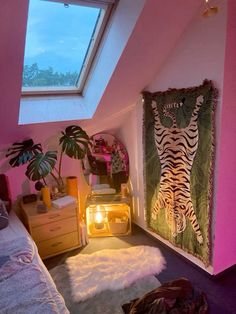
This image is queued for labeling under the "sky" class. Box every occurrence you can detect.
[24,0,100,74]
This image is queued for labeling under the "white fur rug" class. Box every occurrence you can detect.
[66,245,165,302]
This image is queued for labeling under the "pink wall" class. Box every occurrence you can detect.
[0,0,28,145]
[0,1,85,201]
[0,0,29,200]
[213,0,236,274]
[121,0,229,273]
[0,0,201,202]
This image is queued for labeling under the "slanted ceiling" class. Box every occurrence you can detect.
[80,0,202,134]
[0,0,201,144]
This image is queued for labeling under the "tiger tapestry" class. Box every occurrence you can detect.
[143,80,217,265]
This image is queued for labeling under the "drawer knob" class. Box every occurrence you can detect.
[51,241,63,247]
[49,226,61,232]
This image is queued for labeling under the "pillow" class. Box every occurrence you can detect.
[0,174,12,213]
[0,199,9,230]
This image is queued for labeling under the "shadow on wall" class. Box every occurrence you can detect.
[21,180,31,196]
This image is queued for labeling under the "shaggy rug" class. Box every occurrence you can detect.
[50,273,161,314]
[50,246,165,304]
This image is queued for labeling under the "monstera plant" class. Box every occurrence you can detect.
[6,125,91,192]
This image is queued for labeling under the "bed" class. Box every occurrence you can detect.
[0,210,69,314]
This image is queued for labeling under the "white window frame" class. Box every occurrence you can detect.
[22,0,116,96]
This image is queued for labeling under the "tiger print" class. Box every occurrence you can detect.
[151,95,204,244]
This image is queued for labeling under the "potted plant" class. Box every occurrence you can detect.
[6,125,91,193]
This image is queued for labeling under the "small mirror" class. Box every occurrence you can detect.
[83,133,129,193]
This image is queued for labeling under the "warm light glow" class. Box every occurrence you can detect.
[86,203,131,237]
[203,0,219,17]
[95,211,103,223]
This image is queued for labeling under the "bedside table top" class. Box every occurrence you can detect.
[21,201,77,219]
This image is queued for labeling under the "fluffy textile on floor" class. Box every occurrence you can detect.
[65,245,165,302]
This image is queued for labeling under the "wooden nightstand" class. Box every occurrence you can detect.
[20,201,80,259]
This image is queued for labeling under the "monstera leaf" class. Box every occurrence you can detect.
[6,139,42,167]
[25,151,57,182]
[59,125,91,159]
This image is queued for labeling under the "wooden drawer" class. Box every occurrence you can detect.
[32,217,78,242]
[37,232,79,259]
[30,205,77,227]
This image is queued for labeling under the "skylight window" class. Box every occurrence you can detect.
[22,0,114,95]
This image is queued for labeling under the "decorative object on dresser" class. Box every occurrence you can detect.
[22,193,37,204]
[52,195,77,209]
[41,185,52,209]
[66,176,79,199]
[20,199,80,259]
[5,125,91,193]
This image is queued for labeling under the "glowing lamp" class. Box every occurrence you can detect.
[202,0,219,17]
[86,202,131,237]
[94,209,104,229]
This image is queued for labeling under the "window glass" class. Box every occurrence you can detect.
[22,0,102,93]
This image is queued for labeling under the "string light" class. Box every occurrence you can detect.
[202,0,219,17]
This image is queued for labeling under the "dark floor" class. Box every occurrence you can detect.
[44,224,236,314]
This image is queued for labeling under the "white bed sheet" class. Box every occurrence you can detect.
[0,210,69,313]
[0,210,29,242]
